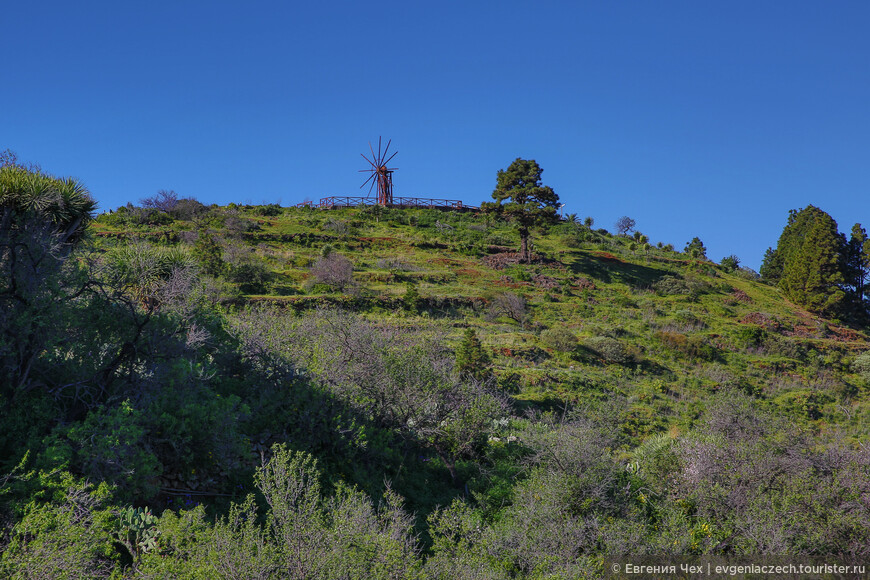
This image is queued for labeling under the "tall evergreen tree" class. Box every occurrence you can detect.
[774,206,847,315]
[759,246,782,283]
[847,223,870,304]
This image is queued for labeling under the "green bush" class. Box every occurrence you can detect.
[403,282,421,313]
[655,331,719,361]
[0,477,117,578]
[93,210,127,227]
[42,400,160,501]
[653,275,692,296]
[131,207,174,226]
[169,198,208,221]
[584,336,631,364]
[720,254,740,272]
[775,389,833,420]
[143,362,250,486]
[252,203,283,217]
[226,261,272,294]
[540,327,579,353]
[734,325,766,349]
[192,230,226,276]
[851,351,870,381]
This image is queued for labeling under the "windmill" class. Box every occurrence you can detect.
[359,137,398,205]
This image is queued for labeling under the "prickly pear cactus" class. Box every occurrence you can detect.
[117,506,160,558]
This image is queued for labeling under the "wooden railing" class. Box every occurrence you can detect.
[315,196,477,210]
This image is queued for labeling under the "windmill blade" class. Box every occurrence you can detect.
[360,172,377,189]
[360,153,377,168]
[382,139,392,163]
[384,150,398,165]
[369,141,377,166]
[377,137,383,164]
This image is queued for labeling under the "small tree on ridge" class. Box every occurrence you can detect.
[482,158,559,263]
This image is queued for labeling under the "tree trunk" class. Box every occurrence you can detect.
[434,447,463,488]
[519,229,529,263]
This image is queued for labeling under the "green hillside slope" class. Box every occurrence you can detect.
[92,203,870,439]
[3,197,869,576]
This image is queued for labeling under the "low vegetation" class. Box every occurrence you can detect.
[2,155,870,577]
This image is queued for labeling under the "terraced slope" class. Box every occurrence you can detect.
[91,203,870,446]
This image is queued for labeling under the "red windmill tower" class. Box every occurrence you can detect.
[359,137,398,205]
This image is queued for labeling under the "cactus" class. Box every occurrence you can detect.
[116,506,160,559]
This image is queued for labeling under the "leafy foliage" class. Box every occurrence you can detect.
[683,236,707,259]
[539,327,578,353]
[720,254,740,272]
[192,229,226,276]
[482,158,559,262]
[4,164,870,576]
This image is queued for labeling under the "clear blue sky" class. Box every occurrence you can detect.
[5,1,870,269]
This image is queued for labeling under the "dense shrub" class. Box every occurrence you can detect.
[735,266,762,281]
[126,206,175,226]
[0,476,116,578]
[192,230,226,276]
[655,331,719,361]
[673,308,705,329]
[653,275,712,298]
[720,254,740,272]
[734,324,766,349]
[851,351,870,381]
[252,203,283,217]
[653,275,692,295]
[224,216,260,236]
[226,261,272,294]
[674,395,870,555]
[376,257,416,272]
[321,218,349,235]
[403,282,421,313]
[135,444,421,578]
[539,327,578,353]
[169,198,208,220]
[40,401,160,501]
[583,336,631,364]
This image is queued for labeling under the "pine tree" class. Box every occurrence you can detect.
[759,247,782,282]
[847,223,870,303]
[776,207,847,315]
[455,328,491,382]
[683,237,707,259]
[762,207,821,285]
[482,158,559,263]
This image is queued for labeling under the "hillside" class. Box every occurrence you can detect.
[92,202,870,433]
[3,197,870,577]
